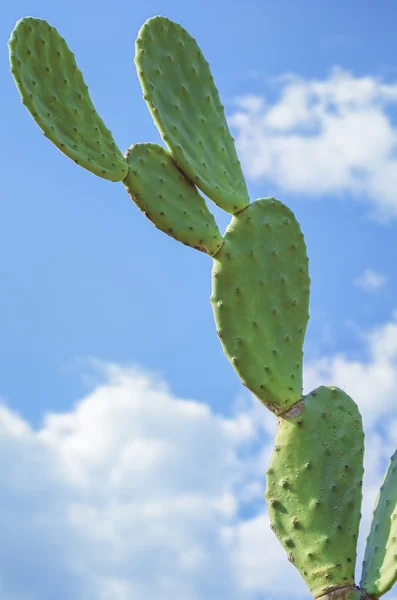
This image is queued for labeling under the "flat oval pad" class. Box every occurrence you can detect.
[134,16,249,214]
[360,450,397,598]
[124,143,223,255]
[9,17,127,182]
[266,386,365,598]
[211,197,310,413]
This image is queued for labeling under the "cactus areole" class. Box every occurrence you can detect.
[8,13,395,600]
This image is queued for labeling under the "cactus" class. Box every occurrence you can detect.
[134,16,250,215]
[360,450,397,597]
[8,13,397,600]
[266,386,364,598]
[9,18,127,181]
[124,143,223,255]
[211,197,310,414]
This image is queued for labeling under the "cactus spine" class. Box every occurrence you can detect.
[8,14,397,600]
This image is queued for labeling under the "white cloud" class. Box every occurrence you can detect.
[4,311,397,598]
[354,268,387,292]
[0,363,276,600]
[229,67,397,221]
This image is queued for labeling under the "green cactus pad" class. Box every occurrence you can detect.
[360,450,397,597]
[134,16,249,214]
[266,386,365,598]
[9,17,127,182]
[210,198,310,413]
[123,143,223,255]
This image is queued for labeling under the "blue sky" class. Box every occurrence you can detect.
[3,1,397,599]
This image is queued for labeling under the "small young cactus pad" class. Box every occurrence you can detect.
[123,143,223,255]
[9,17,127,182]
[134,16,249,214]
[210,198,310,413]
[360,450,397,598]
[266,386,365,598]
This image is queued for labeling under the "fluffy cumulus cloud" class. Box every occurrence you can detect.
[0,363,290,600]
[229,67,397,221]
[4,311,397,598]
[354,268,387,293]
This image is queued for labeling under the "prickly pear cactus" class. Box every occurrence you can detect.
[124,143,223,255]
[134,16,250,214]
[360,450,397,597]
[211,197,310,414]
[9,17,127,181]
[266,386,364,598]
[9,13,397,600]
